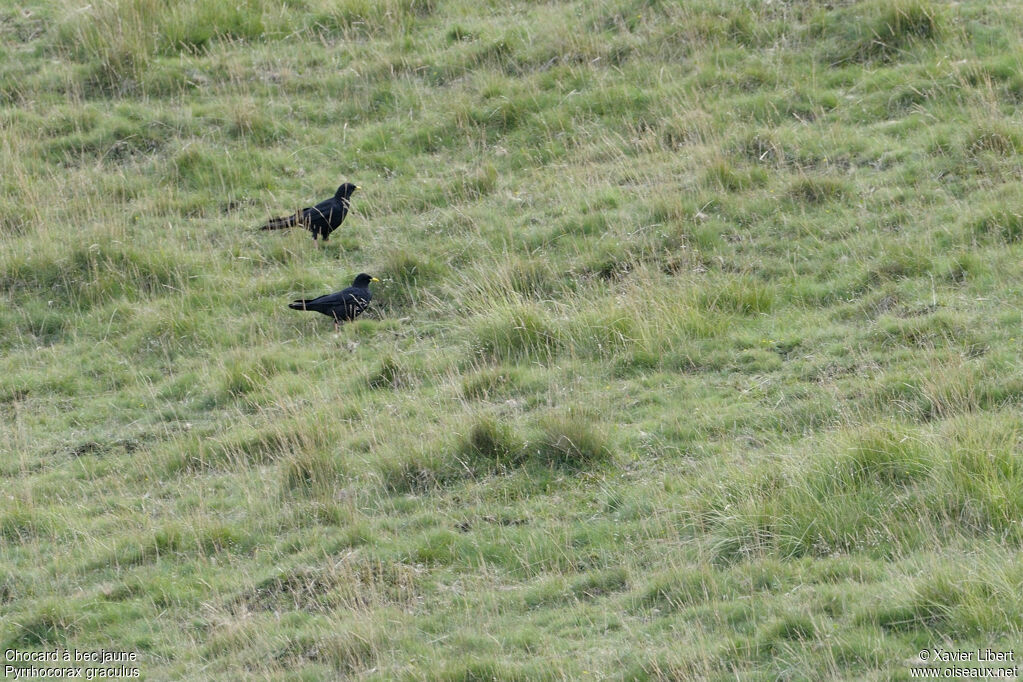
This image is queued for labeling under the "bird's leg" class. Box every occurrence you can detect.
[334,319,340,333]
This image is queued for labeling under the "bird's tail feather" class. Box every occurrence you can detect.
[259,213,299,230]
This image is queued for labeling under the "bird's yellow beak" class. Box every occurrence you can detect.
[355,185,361,190]
[371,277,380,282]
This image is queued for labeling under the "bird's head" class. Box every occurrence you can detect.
[336,182,360,199]
[352,273,379,288]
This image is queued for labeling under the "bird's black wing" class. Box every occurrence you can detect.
[299,198,330,229]
[303,290,347,307]
[308,287,369,309]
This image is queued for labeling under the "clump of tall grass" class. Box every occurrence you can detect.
[282,450,346,495]
[4,598,81,648]
[698,276,776,315]
[703,160,767,192]
[55,0,270,88]
[532,414,612,468]
[787,176,848,204]
[459,367,525,402]
[566,307,638,358]
[824,426,932,488]
[863,557,1023,637]
[964,123,1023,157]
[472,305,561,364]
[166,413,339,473]
[868,0,943,58]
[374,249,447,310]
[0,237,200,311]
[498,257,567,301]
[971,210,1023,243]
[377,446,462,493]
[813,0,945,64]
[367,354,416,390]
[449,163,498,202]
[694,414,1023,563]
[456,416,525,471]
[54,0,436,91]
[309,0,437,38]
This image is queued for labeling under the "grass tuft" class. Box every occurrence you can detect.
[816,0,945,64]
[971,210,1023,243]
[788,176,848,204]
[699,277,776,315]
[456,416,525,470]
[368,354,415,390]
[533,414,612,468]
[460,367,523,401]
[473,305,561,364]
[282,450,346,495]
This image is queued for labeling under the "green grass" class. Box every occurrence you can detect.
[2,0,1023,678]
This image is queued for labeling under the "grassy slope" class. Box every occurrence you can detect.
[2,0,1022,678]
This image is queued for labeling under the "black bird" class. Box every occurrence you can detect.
[258,183,359,245]
[289,273,379,331]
